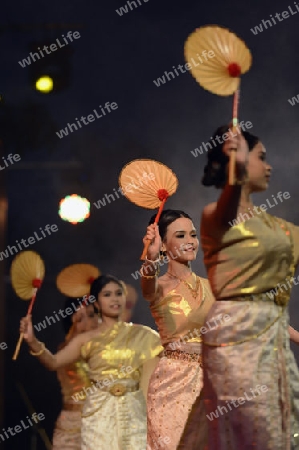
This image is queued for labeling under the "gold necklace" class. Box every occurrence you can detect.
[166,271,205,301]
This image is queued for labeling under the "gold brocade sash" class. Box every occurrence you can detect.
[82,379,140,418]
[89,378,139,396]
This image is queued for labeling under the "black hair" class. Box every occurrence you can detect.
[90,275,126,304]
[202,125,260,188]
[62,295,97,335]
[149,209,192,241]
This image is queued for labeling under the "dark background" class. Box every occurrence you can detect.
[1,0,299,448]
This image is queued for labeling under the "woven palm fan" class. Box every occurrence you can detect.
[185,25,252,184]
[11,251,45,360]
[119,159,178,260]
[56,263,101,298]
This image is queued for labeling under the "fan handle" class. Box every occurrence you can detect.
[12,288,38,361]
[228,89,240,185]
[140,197,168,260]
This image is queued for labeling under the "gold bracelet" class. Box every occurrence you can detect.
[29,342,45,356]
[145,255,160,264]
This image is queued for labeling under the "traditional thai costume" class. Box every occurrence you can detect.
[201,211,299,449]
[80,321,163,450]
[146,273,215,449]
[52,358,90,449]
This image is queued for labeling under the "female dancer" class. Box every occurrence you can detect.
[20,274,162,450]
[141,209,215,449]
[200,126,299,449]
[52,296,99,449]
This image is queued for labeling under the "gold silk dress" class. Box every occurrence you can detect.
[80,321,163,450]
[146,273,215,450]
[201,211,299,450]
[52,358,90,449]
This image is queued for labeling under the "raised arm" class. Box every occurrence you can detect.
[202,133,249,233]
[20,315,85,370]
[141,223,162,301]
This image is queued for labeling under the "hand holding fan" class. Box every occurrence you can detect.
[56,263,101,298]
[11,251,45,360]
[184,25,252,184]
[119,159,178,260]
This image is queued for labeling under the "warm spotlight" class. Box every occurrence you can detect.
[59,195,90,224]
[35,75,54,93]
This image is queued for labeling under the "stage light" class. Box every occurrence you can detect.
[35,75,54,93]
[59,195,90,224]
[28,41,72,93]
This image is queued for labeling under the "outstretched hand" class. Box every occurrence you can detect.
[222,131,248,177]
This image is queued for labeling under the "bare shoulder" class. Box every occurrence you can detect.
[157,274,179,298]
[76,328,99,346]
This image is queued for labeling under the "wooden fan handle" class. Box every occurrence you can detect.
[228,89,240,186]
[140,197,168,260]
[141,239,151,260]
[228,150,237,185]
[12,332,24,361]
[12,288,38,361]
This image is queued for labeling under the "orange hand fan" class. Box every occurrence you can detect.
[185,25,252,184]
[56,263,101,297]
[118,159,178,260]
[11,251,45,360]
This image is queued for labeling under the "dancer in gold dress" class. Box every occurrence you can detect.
[141,210,215,450]
[20,274,163,450]
[200,126,299,449]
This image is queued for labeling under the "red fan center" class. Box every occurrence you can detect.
[32,279,42,289]
[227,63,241,78]
[157,189,169,201]
[88,276,95,284]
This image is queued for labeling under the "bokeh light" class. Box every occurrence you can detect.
[59,194,90,224]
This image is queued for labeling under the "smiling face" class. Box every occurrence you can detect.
[71,304,99,334]
[96,281,126,319]
[162,217,199,262]
[247,142,272,192]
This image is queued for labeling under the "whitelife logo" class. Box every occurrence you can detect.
[0,153,21,170]
[0,413,45,444]
[55,102,118,139]
[152,50,215,87]
[288,93,299,106]
[228,191,291,227]
[93,171,155,210]
[116,0,149,16]
[18,31,81,68]
[250,3,299,35]
[0,224,58,261]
